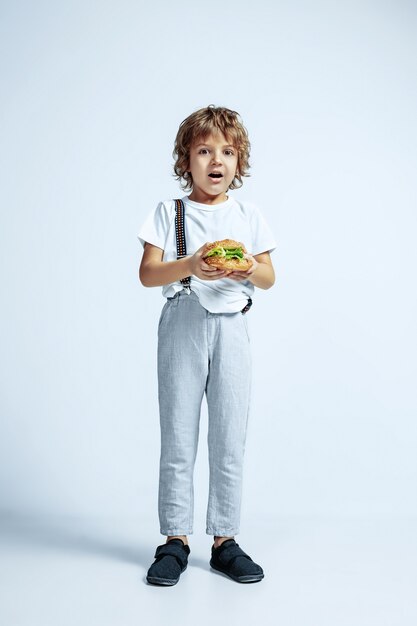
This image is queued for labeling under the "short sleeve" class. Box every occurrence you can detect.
[249,204,277,256]
[137,201,171,250]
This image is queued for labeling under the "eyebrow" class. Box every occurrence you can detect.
[195,143,235,148]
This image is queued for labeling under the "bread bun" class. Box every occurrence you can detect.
[203,239,253,271]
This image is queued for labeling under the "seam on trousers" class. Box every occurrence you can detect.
[188,454,193,532]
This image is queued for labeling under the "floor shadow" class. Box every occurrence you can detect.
[0,510,149,567]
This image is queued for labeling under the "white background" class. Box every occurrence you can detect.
[1,1,416,624]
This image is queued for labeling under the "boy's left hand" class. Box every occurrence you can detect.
[226,254,258,281]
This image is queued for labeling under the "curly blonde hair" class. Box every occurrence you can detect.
[173,104,251,192]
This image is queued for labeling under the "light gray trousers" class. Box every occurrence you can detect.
[157,288,252,537]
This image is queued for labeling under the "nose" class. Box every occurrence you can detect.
[211,151,222,165]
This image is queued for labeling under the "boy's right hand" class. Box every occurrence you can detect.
[188,243,232,281]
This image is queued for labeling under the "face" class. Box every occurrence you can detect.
[186,131,239,204]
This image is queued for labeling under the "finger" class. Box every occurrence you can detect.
[201,267,220,274]
[209,270,228,276]
[200,259,215,269]
[199,242,211,255]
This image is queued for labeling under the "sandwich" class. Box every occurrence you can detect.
[203,239,253,271]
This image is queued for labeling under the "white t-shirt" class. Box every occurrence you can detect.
[137,194,277,313]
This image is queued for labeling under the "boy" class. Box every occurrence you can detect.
[138,105,276,585]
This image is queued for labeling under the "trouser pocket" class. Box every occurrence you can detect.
[242,313,250,342]
[158,301,171,330]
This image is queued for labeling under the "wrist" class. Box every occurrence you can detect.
[182,255,193,277]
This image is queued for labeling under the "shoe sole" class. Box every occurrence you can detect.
[210,559,264,583]
[146,564,187,586]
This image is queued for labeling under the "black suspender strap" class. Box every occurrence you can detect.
[173,198,253,314]
[241,297,253,315]
[174,199,191,288]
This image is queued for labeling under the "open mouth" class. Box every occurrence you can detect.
[208,173,223,178]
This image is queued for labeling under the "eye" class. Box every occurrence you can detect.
[198,148,209,154]
[225,149,235,156]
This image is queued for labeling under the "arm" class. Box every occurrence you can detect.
[226,251,275,290]
[139,242,232,287]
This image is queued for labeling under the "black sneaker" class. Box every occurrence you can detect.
[146,538,190,586]
[210,539,264,583]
